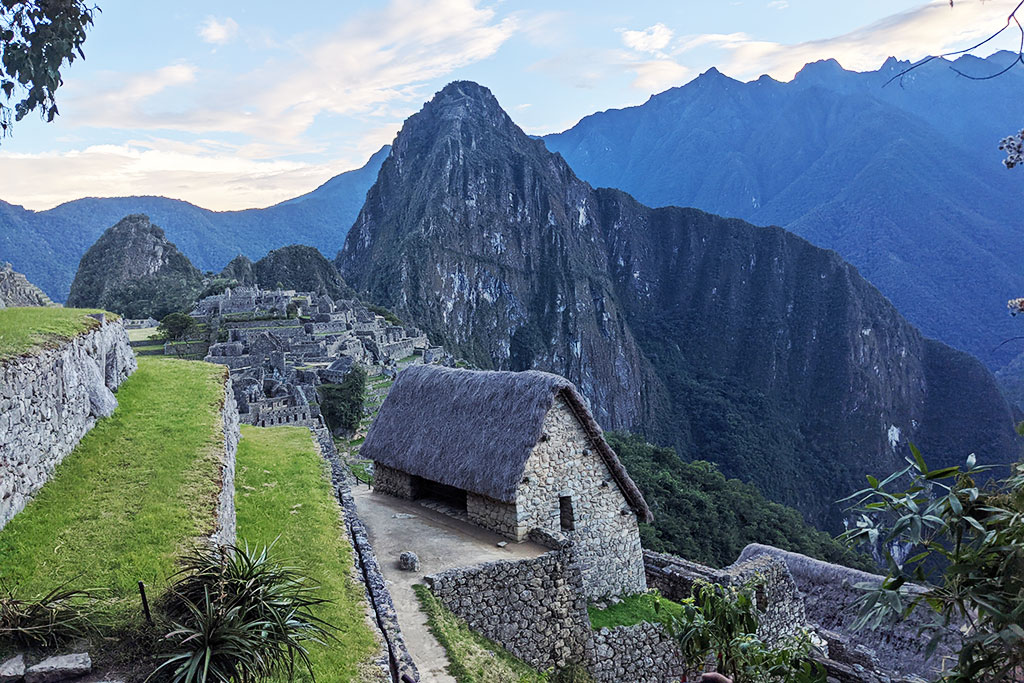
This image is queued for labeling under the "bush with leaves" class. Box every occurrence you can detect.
[661,580,825,683]
[154,543,335,683]
[0,580,102,648]
[317,366,366,436]
[157,312,197,342]
[841,447,1024,682]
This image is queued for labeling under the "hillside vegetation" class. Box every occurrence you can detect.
[607,433,873,571]
[0,307,109,359]
[0,357,228,612]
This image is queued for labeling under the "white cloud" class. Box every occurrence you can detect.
[767,1,788,10]
[687,0,1021,81]
[0,143,339,211]
[620,23,674,54]
[199,17,239,45]
[627,59,692,91]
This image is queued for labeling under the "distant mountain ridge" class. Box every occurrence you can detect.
[0,146,389,302]
[337,80,1020,530]
[543,51,1024,380]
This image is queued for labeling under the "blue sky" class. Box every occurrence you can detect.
[0,0,1018,211]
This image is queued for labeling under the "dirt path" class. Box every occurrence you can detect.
[351,487,546,683]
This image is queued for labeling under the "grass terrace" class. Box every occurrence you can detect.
[235,424,378,682]
[587,591,686,630]
[0,307,113,360]
[0,356,228,615]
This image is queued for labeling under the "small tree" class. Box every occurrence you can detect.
[157,312,196,341]
[841,448,1024,682]
[317,366,366,435]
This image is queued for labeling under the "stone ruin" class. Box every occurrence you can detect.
[191,289,448,430]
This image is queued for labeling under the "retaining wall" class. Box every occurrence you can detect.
[590,622,687,683]
[210,376,239,546]
[424,547,593,671]
[0,317,136,530]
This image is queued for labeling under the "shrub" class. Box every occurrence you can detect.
[841,448,1024,682]
[317,366,367,435]
[662,580,826,683]
[155,543,335,683]
[0,581,102,648]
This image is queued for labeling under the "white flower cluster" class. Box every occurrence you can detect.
[999,128,1024,169]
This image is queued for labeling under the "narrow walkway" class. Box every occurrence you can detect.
[351,486,546,683]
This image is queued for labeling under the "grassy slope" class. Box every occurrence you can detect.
[412,584,545,683]
[0,307,112,359]
[0,357,227,612]
[235,424,376,682]
[587,592,684,630]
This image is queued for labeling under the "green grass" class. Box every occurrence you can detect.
[413,584,546,683]
[235,425,378,682]
[587,591,685,630]
[0,357,229,613]
[350,460,373,485]
[126,327,159,342]
[0,307,112,359]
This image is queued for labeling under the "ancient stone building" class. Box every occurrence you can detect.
[362,365,652,598]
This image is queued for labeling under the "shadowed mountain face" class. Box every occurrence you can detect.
[543,52,1024,382]
[0,146,389,302]
[218,245,353,299]
[338,81,1020,530]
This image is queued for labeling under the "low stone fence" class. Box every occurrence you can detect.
[210,376,239,546]
[424,546,593,671]
[0,317,136,530]
[310,423,418,683]
[643,549,806,644]
[590,621,687,683]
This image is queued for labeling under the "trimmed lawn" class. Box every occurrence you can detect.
[126,327,159,342]
[0,307,111,359]
[587,591,685,630]
[0,357,228,613]
[235,425,378,682]
[413,584,545,683]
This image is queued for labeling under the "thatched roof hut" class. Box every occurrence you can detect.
[361,364,652,522]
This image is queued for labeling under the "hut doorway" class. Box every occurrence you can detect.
[411,475,467,511]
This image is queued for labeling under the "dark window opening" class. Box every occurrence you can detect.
[412,475,467,511]
[560,496,575,531]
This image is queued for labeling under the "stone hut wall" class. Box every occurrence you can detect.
[590,622,688,683]
[374,462,416,499]
[424,548,593,671]
[210,376,240,546]
[0,318,136,530]
[516,397,647,599]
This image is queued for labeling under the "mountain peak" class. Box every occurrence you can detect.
[427,81,504,121]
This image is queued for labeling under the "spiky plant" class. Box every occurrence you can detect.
[0,580,102,647]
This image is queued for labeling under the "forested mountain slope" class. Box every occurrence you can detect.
[544,52,1024,379]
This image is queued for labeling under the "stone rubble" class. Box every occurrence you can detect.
[23,653,91,683]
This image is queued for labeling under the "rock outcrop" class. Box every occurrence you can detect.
[337,81,1021,529]
[66,214,203,319]
[219,245,353,299]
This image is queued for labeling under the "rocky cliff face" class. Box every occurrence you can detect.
[0,262,53,308]
[67,214,203,319]
[338,82,1020,528]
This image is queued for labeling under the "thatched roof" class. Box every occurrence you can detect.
[362,365,652,522]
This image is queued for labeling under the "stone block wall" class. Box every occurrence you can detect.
[517,397,647,599]
[590,622,688,683]
[374,462,416,499]
[425,547,593,671]
[210,376,239,547]
[0,318,136,530]
[466,492,518,537]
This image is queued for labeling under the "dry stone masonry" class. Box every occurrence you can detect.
[0,316,135,530]
[210,376,240,546]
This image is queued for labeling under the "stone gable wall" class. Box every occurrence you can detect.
[0,319,136,530]
[424,547,593,671]
[517,397,646,599]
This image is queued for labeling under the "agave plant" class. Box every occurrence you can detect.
[0,579,102,647]
[154,542,336,683]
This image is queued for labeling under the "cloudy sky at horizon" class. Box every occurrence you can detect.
[0,0,1019,211]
